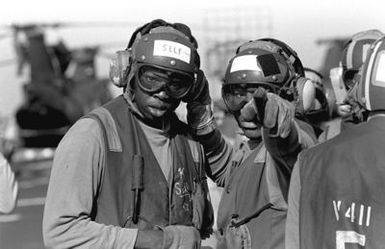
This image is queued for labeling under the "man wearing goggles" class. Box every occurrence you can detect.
[222,83,278,112]
[189,38,317,249]
[137,65,194,100]
[43,19,215,249]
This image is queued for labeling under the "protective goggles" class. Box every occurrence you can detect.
[137,65,194,99]
[222,84,276,112]
[343,69,359,90]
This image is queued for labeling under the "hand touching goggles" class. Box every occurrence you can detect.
[222,84,276,112]
[137,65,195,99]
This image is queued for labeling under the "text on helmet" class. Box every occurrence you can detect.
[153,40,191,64]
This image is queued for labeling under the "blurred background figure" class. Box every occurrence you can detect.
[318,29,384,142]
[12,24,113,148]
[0,144,18,214]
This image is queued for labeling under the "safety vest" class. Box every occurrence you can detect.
[216,141,288,249]
[84,96,213,231]
[299,117,385,249]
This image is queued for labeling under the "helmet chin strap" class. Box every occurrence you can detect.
[123,91,144,119]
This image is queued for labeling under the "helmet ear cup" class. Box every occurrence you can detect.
[280,77,316,114]
[299,78,317,112]
[109,50,132,88]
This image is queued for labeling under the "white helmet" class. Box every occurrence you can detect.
[352,36,385,111]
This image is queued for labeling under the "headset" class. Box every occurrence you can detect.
[224,38,315,115]
[109,19,200,95]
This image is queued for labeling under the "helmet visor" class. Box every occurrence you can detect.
[137,65,194,99]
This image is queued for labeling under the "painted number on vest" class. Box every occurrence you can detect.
[333,200,372,227]
[336,231,366,249]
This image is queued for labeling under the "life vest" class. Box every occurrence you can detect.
[299,117,385,249]
[84,96,213,233]
[216,142,287,249]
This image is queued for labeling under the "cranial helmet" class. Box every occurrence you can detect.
[222,38,311,113]
[341,29,384,89]
[223,39,302,92]
[109,19,200,92]
[256,38,305,77]
[352,36,385,111]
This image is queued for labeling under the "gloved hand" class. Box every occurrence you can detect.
[184,70,216,135]
[182,70,210,104]
[240,88,295,138]
[160,225,201,249]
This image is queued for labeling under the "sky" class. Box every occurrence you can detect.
[0,0,385,115]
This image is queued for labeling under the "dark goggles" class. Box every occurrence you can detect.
[137,66,194,99]
[222,84,276,112]
[343,69,359,90]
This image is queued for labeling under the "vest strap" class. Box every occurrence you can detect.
[87,107,122,152]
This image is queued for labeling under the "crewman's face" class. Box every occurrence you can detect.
[133,67,180,121]
[228,84,263,140]
[234,111,262,140]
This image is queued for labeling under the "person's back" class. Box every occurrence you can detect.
[299,118,385,248]
[286,35,385,249]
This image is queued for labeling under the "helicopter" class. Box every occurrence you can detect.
[0,23,130,154]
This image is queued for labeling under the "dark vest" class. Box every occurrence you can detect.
[85,96,209,230]
[216,142,287,249]
[299,117,385,249]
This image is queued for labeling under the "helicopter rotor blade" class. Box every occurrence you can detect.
[0,32,12,40]
[0,58,16,68]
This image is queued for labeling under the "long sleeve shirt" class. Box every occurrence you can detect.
[43,118,138,249]
[43,114,197,248]
[0,152,18,214]
[205,119,317,190]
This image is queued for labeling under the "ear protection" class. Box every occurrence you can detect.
[109,19,200,89]
[236,38,316,115]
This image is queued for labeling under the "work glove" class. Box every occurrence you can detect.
[160,225,201,249]
[183,70,216,135]
[240,88,295,138]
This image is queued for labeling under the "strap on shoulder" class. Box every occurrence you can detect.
[86,107,122,152]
